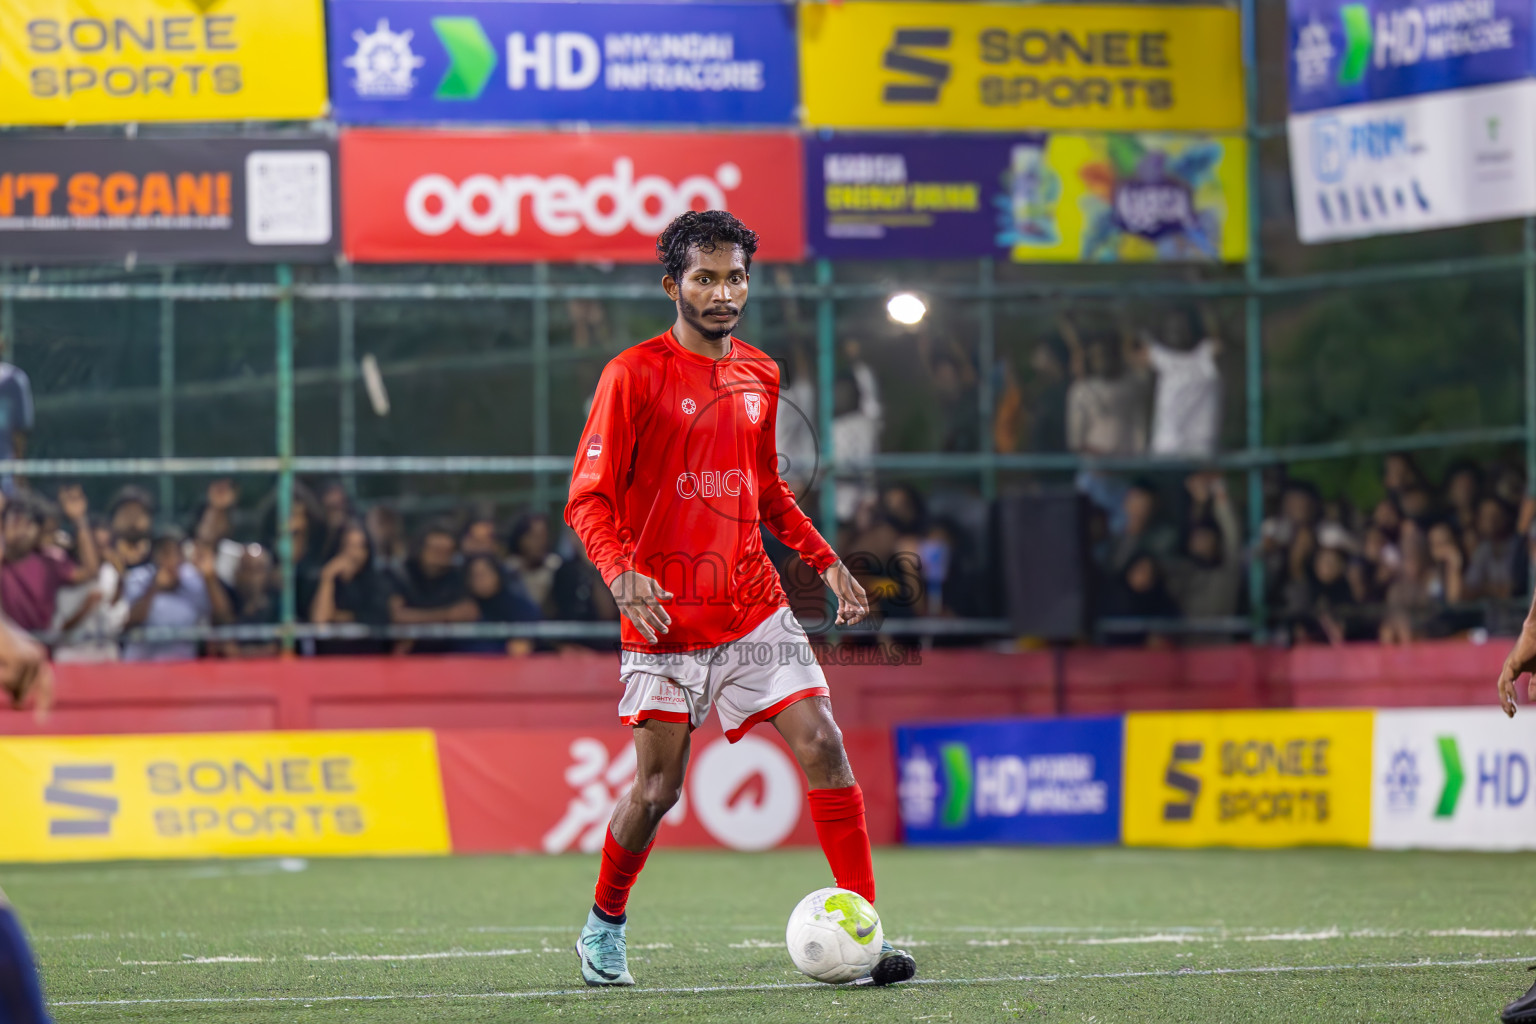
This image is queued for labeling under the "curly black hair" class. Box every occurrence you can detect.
[656,210,760,283]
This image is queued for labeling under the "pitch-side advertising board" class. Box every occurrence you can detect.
[328,0,799,125]
[341,129,804,263]
[1287,78,1536,242]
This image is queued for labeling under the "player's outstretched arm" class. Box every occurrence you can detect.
[609,570,673,645]
[0,615,52,720]
[821,560,870,627]
[1497,594,1536,716]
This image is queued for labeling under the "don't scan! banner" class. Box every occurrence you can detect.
[0,135,339,264]
[1123,710,1374,848]
[800,2,1244,132]
[0,730,450,861]
[0,0,328,124]
[807,132,1247,263]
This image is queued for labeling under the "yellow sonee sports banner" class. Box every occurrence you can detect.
[800,2,1244,132]
[0,0,327,125]
[0,731,449,862]
[1123,710,1374,848]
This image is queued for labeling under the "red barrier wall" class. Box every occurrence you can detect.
[0,641,1508,738]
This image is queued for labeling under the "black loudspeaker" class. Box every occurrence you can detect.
[996,490,1090,639]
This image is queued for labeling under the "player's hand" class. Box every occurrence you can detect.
[1497,626,1536,716]
[822,560,870,627]
[0,622,53,722]
[610,570,672,644]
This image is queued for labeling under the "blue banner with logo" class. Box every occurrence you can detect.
[327,0,798,124]
[1288,0,1535,112]
[896,716,1123,844]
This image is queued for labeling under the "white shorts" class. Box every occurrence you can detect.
[617,607,829,742]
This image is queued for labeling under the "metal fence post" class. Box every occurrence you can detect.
[816,260,836,536]
[338,261,357,497]
[533,262,551,513]
[158,265,175,517]
[1241,0,1267,641]
[978,256,997,502]
[276,264,296,654]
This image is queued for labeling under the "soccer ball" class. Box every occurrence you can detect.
[785,887,883,984]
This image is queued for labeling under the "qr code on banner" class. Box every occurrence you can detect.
[245,150,332,246]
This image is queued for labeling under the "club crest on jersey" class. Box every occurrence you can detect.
[585,433,603,459]
[744,392,762,424]
[681,398,697,415]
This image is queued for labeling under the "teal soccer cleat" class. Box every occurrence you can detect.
[575,908,635,987]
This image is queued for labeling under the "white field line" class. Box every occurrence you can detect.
[118,957,264,966]
[305,949,534,962]
[63,926,1536,966]
[50,956,1536,1008]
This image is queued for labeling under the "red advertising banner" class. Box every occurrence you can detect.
[341,130,804,264]
[438,727,897,853]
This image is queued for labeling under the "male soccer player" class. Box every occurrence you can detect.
[0,615,55,1024]
[565,210,916,989]
[1499,604,1536,1022]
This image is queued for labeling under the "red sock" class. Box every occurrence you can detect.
[593,828,653,919]
[807,784,876,904]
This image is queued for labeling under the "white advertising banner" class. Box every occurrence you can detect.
[1288,80,1536,243]
[1373,708,1536,850]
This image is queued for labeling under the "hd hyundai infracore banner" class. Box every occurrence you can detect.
[341,130,804,263]
[0,135,338,264]
[328,0,799,124]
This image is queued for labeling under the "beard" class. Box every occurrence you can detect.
[678,296,740,341]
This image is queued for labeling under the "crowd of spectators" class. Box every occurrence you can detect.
[1095,453,1536,647]
[0,480,620,662]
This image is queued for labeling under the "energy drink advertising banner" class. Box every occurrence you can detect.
[806,133,1247,263]
[328,0,798,124]
[1289,0,1534,112]
[800,2,1244,131]
[895,716,1123,844]
[0,731,450,862]
[0,135,339,264]
[0,0,328,124]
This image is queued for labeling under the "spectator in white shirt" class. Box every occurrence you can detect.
[1135,307,1223,459]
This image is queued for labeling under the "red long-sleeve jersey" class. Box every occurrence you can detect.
[565,329,838,653]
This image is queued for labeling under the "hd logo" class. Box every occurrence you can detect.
[882,28,952,103]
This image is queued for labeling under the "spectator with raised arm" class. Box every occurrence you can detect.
[122,529,232,661]
[0,486,100,634]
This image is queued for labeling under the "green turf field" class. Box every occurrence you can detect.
[8,847,1536,1023]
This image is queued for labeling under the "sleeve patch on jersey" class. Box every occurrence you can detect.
[586,433,604,459]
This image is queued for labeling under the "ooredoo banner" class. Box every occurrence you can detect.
[1289,0,1534,113]
[0,0,328,124]
[328,0,798,124]
[341,130,804,263]
[1122,709,1374,848]
[1287,79,1536,242]
[1373,708,1536,850]
[0,135,339,264]
[435,727,897,853]
[895,716,1122,844]
[807,132,1247,263]
[800,2,1244,132]
[0,730,451,862]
